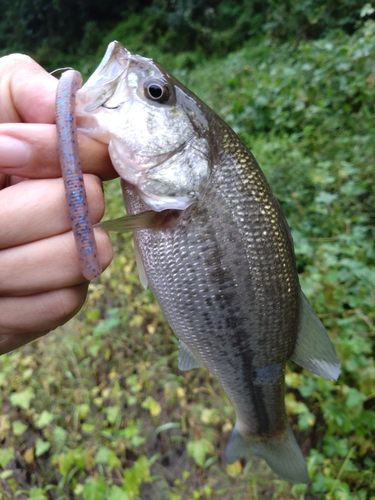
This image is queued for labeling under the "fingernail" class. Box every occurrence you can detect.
[0,136,30,167]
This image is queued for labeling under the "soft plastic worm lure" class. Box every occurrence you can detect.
[55,70,101,280]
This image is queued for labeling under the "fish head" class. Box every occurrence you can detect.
[76,41,211,211]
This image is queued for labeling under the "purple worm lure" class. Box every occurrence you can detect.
[55,70,102,281]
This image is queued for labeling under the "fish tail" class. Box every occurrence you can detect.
[224,423,309,484]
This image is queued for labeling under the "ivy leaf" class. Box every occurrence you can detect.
[187,438,212,467]
[12,420,28,436]
[10,388,35,410]
[35,439,51,457]
[346,388,366,409]
[28,487,48,500]
[0,448,15,468]
[95,446,121,468]
[141,396,161,417]
[35,410,55,429]
[108,486,131,500]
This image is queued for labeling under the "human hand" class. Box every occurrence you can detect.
[0,54,116,354]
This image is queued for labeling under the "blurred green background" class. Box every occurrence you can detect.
[0,1,374,498]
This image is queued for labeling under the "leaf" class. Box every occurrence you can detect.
[154,422,180,436]
[95,446,121,468]
[76,403,90,420]
[315,191,338,205]
[10,388,35,410]
[122,456,151,494]
[35,439,51,457]
[86,308,101,322]
[141,396,161,417]
[93,316,121,337]
[346,388,366,409]
[53,449,91,475]
[53,426,67,443]
[24,447,35,464]
[104,406,120,424]
[360,4,375,17]
[108,486,131,500]
[187,438,212,467]
[29,487,48,500]
[12,420,28,436]
[201,408,220,425]
[82,423,95,434]
[35,410,55,429]
[82,477,108,500]
[0,471,13,481]
[0,448,15,468]
[285,394,309,415]
[226,461,243,477]
[132,456,151,482]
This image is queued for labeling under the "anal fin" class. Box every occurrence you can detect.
[178,341,204,371]
[291,292,341,380]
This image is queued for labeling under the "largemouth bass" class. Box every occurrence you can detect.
[75,41,340,483]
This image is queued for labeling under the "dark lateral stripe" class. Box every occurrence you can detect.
[205,224,271,436]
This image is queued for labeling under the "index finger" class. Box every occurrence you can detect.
[0,123,116,181]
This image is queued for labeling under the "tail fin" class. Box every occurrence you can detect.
[224,423,309,484]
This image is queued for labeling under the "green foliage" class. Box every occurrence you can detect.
[1,0,374,70]
[0,0,146,64]
[265,0,372,40]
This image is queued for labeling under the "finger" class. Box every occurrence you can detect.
[0,331,50,356]
[0,228,113,296]
[0,54,57,124]
[0,282,89,354]
[0,174,105,250]
[0,123,116,180]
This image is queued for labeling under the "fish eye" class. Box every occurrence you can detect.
[144,78,171,104]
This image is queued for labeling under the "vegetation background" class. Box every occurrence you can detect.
[0,0,374,498]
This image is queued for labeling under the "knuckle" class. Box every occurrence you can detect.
[0,54,34,71]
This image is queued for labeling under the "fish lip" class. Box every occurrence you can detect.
[77,41,132,112]
[85,41,129,85]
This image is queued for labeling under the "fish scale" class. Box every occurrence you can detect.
[76,41,341,483]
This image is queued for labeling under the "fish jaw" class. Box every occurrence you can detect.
[75,41,130,142]
[76,41,211,212]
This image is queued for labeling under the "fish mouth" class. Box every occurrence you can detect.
[77,41,133,112]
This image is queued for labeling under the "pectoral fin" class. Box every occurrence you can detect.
[178,341,204,371]
[291,292,341,380]
[134,239,148,289]
[95,211,161,232]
